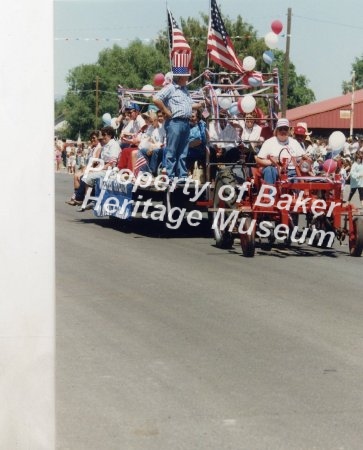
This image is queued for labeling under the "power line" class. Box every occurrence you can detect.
[293,14,363,30]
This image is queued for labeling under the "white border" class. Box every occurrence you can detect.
[0,0,54,447]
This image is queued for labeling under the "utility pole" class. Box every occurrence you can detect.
[350,70,355,138]
[281,8,292,117]
[95,76,100,130]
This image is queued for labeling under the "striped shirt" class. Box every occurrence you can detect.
[154,82,193,119]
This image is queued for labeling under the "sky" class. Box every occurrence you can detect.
[54,0,363,103]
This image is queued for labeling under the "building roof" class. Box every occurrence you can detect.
[286,89,363,130]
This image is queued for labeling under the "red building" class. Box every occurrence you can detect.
[286,89,363,138]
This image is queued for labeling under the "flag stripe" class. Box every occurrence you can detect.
[168,9,191,58]
[207,34,241,68]
[134,153,148,176]
[207,0,244,73]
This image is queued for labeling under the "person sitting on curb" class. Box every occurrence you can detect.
[65,131,102,206]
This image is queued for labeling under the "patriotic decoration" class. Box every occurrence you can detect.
[272,67,281,113]
[207,0,244,73]
[134,152,149,176]
[172,53,192,75]
[167,9,192,76]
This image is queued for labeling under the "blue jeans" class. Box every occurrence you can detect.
[139,148,162,175]
[164,118,190,179]
[262,166,279,184]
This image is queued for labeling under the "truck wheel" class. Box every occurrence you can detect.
[349,218,363,257]
[239,216,255,257]
[310,216,335,249]
[212,178,235,249]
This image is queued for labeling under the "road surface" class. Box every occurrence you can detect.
[56,173,363,450]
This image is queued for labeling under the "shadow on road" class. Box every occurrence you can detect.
[72,214,351,258]
[73,215,214,239]
[211,240,349,259]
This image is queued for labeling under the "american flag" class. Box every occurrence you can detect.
[168,9,191,59]
[207,0,244,73]
[272,67,281,113]
[133,152,148,177]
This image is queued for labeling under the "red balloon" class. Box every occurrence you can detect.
[271,20,283,35]
[254,107,264,119]
[323,159,337,174]
[153,73,165,87]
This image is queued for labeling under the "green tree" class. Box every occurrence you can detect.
[273,52,315,109]
[61,41,169,139]
[342,55,363,94]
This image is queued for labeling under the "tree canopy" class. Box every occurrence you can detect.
[56,12,316,140]
[342,54,363,94]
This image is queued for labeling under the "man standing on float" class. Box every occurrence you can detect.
[152,53,195,181]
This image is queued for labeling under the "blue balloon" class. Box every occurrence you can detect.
[229,102,239,116]
[263,50,274,65]
[248,77,262,87]
[102,112,112,125]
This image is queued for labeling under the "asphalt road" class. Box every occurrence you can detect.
[56,172,363,450]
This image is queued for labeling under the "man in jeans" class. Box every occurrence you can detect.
[152,55,203,181]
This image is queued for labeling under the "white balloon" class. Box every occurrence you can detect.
[218,95,233,110]
[142,84,154,98]
[110,117,119,130]
[329,131,346,151]
[243,56,256,71]
[264,32,279,50]
[240,95,256,113]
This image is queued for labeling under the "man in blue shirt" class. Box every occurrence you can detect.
[153,58,203,181]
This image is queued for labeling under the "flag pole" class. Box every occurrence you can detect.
[281,7,291,117]
[206,0,211,69]
[349,70,355,138]
[166,5,172,71]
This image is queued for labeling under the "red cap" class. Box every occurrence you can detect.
[294,125,306,136]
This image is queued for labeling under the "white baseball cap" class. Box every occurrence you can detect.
[276,118,290,128]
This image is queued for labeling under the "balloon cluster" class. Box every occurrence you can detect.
[240,56,262,87]
[140,73,166,98]
[265,19,283,48]
[321,131,346,173]
[240,18,283,92]
[262,19,283,66]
